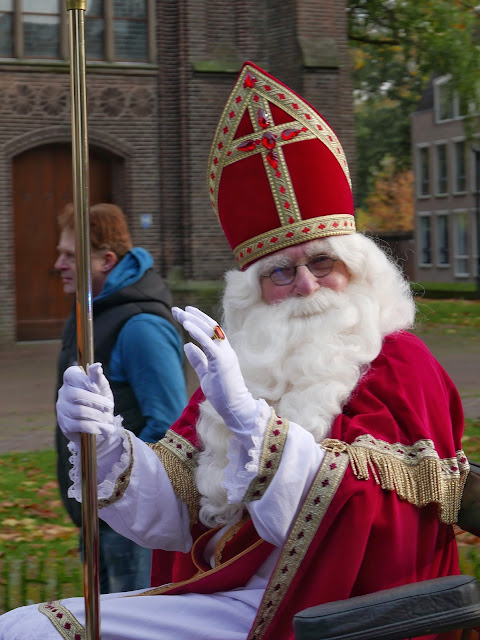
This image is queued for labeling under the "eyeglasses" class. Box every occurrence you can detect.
[261,255,339,286]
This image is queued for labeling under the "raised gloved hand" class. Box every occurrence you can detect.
[56,362,118,448]
[172,306,260,435]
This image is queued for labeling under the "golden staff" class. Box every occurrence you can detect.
[66,1,101,638]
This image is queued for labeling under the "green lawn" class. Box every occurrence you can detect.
[0,450,78,560]
[0,450,81,612]
[412,281,477,294]
[464,420,480,459]
[415,298,480,329]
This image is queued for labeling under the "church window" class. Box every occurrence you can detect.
[0,0,154,64]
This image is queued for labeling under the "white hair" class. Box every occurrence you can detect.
[195,233,416,527]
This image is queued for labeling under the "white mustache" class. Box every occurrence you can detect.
[274,288,346,318]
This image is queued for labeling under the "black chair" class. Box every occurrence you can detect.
[294,462,480,639]
[293,574,480,639]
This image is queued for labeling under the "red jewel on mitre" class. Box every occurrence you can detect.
[207,61,355,270]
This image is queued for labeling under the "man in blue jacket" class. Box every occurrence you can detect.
[53,202,187,593]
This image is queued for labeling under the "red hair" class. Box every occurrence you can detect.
[58,203,133,259]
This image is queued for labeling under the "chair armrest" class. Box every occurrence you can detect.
[293,575,480,640]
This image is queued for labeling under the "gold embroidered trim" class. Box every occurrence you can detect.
[207,64,351,224]
[98,431,134,509]
[148,430,200,524]
[322,435,469,524]
[232,95,306,228]
[234,214,355,269]
[138,537,267,597]
[247,448,349,640]
[243,410,289,502]
[150,429,199,468]
[214,514,250,567]
[39,601,85,639]
[190,525,223,572]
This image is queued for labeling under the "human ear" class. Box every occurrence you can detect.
[102,251,118,273]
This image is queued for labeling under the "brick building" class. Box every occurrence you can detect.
[412,75,479,286]
[0,0,354,345]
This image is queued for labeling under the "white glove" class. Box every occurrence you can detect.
[172,306,260,435]
[56,362,118,449]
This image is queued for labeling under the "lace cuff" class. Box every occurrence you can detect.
[223,398,271,503]
[67,415,132,503]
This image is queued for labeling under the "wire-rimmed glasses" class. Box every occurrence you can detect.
[261,255,339,286]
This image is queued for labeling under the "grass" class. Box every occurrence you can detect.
[464,420,480,459]
[411,281,478,300]
[412,281,477,294]
[0,450,78,560]
[414,297,480,338]
[415,298,480,327]
[0,450,82,612]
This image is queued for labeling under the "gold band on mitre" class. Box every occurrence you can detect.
[234,214,356,270]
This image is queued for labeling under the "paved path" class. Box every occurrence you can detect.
[0,341,59,452]
[0,331,478,453]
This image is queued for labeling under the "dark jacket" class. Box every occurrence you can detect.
[55,251,184,527]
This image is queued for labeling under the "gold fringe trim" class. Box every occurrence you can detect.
[149,431,200,524]
[322,436,469,525]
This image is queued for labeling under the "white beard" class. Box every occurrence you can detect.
[194,234,416,527]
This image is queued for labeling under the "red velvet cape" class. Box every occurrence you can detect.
[151,332,465,640]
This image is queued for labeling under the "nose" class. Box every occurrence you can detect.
[54,255,65,270]
[293,265,320,297]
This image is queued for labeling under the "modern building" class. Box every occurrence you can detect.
[0,0,354,346]
[412,75,479,286]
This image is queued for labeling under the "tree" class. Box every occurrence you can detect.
[348,0,480,210]
[348,0,480,106]
[354,95,411,207]
[356,157,414,232]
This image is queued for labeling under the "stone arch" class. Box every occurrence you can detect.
[4,125,133,161]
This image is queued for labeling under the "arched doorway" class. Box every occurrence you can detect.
[13,144,122,340]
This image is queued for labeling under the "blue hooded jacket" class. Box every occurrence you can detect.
[97,248,187,442]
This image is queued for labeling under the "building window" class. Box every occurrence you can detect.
[419,215,432,265]
[473,146,480,194]
[113,0,148,62]
[417,146,430,197]
[0,0,153,63]
[453,140,466,193]
[434,76,467,123]
[436,78,455,122]
[23,0,61,59]
[85,0,105,61]
[454,212,469,276]
[436,214,449,266]
[0,0,14,58]
[435,143,448,195]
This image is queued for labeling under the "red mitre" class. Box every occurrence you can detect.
[207,61,355,270]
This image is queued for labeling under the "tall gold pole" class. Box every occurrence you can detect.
[66,1,101,638]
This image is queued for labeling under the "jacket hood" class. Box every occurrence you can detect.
[97,247,153,301]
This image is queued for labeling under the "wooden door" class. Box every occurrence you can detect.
[13,144,116,340]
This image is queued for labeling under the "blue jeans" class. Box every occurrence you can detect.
[80,522,152,594]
